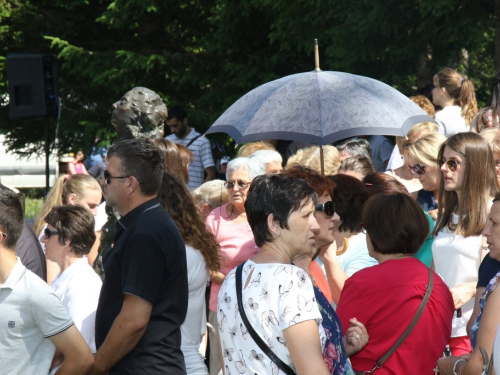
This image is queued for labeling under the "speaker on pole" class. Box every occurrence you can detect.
[7,53,59,120]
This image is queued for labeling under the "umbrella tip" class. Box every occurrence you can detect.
[314,39,321,71]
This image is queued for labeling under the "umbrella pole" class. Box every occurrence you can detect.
[320,145,324,176]
[314,39,321,71]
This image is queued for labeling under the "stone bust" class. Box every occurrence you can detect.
[111,87,167,141]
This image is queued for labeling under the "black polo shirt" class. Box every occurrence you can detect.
[95,198,188,374]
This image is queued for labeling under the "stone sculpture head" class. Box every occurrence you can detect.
[111,87,167,141]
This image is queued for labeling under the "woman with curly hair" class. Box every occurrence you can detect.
[159,172,220,375]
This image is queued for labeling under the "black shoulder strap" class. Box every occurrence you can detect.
[186,134,201,148]
[236,263,296,375]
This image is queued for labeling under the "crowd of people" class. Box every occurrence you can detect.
[3,67,500,375]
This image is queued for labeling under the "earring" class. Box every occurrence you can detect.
[276,231,281,238]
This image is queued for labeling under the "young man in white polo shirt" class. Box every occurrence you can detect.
[0,185,93,375]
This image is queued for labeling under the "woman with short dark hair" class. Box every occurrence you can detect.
[336,194,454,374]
[41,205,102,374]
[320,175,376,304]
[218,174,365,375]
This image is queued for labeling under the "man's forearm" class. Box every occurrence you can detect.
[204,167,216,182]
[92,313,147,374]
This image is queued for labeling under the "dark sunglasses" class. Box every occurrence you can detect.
[409,163,427,176]
[438,159,464,172]
[44,228,60,239]
[315,201,335,216]
[224,180,250,189]
[103,170,143,185]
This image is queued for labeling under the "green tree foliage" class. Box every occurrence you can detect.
[0,0,497,156]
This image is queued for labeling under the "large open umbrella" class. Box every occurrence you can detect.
[206,72,432,145]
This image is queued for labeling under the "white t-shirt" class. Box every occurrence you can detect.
[49,257,102,375]
[435,106,469,137]
[432,225,482,337]
[181,245,209,375]
[337,232,378,277]
[218,261,325,374]
[386,145,405,171]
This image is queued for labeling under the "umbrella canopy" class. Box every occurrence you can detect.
[206,71,433,145]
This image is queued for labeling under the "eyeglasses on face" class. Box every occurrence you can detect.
[409,163,427,176]
[44,228,60,239]
[438,158,464,172]
[315,201,335,216]
[224,180,250,190]
[103,170,144,185]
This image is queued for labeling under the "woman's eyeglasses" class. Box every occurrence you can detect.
[438,159,464,172]
[44,228,60,239]
[315,201,335,216]
[408,163,427,176]
[224,181,250,189]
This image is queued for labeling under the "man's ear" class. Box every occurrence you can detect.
[183,117,189,127]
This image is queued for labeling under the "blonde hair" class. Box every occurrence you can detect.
[192,180,229,210]
[285,145,340,176]
[237,141,276,157]
[480,128,500,156]
[406,133,447,167]
[34,174,102,236]
[396,121,440,154]
[434,68,478,125]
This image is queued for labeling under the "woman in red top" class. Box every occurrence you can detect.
[336,193,454,374]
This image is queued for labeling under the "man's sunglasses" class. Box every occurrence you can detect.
[44,228,60,239]
[409,163,427,176]
[103,170,143,185]
[438,159,464,172]
[315,201,335,216]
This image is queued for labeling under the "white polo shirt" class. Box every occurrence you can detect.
[0,258,74,375]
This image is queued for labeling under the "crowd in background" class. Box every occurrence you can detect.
[3,66,500,375]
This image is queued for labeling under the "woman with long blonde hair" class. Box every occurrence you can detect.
[34,174,103,284]
[432,132,497,356]
[432,68,477,136]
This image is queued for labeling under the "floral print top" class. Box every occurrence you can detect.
[314,285,353,375]
[470,270,500,349]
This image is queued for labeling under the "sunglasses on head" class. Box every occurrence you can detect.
[438,159,464,172]
[224,180,250,189]
[409,163,427,176]
[44,228,60,239]
[315,201,335,216]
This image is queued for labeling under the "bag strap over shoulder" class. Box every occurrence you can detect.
[185,134,201,148]
[373,268,434,371]
[236,263,296,375]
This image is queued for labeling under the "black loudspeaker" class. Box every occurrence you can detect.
[7,53,59,120]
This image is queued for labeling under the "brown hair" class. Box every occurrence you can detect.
[237,141,276,157]
[176,144,193,183]
[410,95,435,119]
[282,165,335,197]
[327,174,368,233]
[34,174,101,236]
[434,132,498,237]
[363,193,429,255]
[159,173,220,272]
[362,172,409,198]
[434,68,478,125]
[44,205,96,256]
[151,138,184,180]
[338,155,375,179]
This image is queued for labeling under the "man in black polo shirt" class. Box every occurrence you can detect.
[92,138,188,374]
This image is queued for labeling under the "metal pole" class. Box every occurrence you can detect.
[45,116,50,192]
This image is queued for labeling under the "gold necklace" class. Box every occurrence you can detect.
[336,237,350,256]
